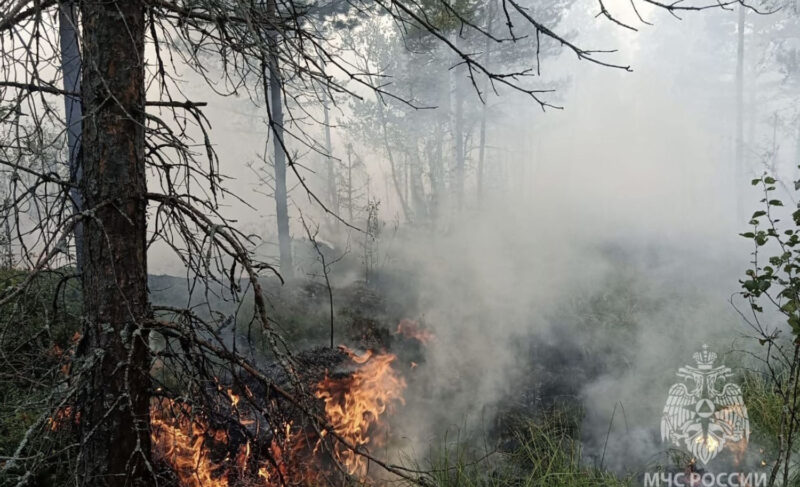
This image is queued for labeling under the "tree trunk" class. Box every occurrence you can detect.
[476,103,487,205]
[735,4,746,218]
[376,98,411,222]
[322,90,337,217]
[403,152,411,211]
[747,53,756,153]
[410,139,429,221]
[430,109,444,224]
[265,0,293,279]
[346,144,354,222]
[453,39,465,212]
[58,0,83,272]
[78,1,152,485]
[794,107,800,182]
[477,0,496,205]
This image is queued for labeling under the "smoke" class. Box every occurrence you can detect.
[143,0,791,477]
[351,8,765,469]
[367,195,750,470]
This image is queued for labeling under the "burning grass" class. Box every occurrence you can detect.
[315,348,407,477]
[395,320,435,346]
[149,346,407,486]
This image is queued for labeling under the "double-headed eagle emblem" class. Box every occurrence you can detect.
[661,345,749,464]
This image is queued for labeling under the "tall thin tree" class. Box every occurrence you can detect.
[477,0,497,204]
[264,0,294,279]
[735,3,746,217]
[58,0,83,272]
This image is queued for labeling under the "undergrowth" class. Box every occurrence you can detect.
[412,412,632,487]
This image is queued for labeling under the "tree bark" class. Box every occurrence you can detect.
[58,0,83,272]
[77,1,152,485]
[265,0,293,279]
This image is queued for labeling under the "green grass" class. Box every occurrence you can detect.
[743,369,785,455]
[410,412,632,487]
[741,367,800,485]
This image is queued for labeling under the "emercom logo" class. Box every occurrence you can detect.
[661,344,749,463]
[643,345,766,487]
[643,472,765,487]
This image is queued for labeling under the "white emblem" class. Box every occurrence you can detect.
[661,345,749,464]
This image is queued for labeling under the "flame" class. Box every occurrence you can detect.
[395,319,435,345]
[314,347,407,477]
[149,347,406,486]
[227,389,240,408]
[46,334,83,430]
[150,398,228,487]
[49,331,81,377]
[695,435,719,451]
[728,438,748,466]
[48,344,64,358]
[48,406,79,431]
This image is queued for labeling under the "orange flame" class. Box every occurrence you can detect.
[728,438,748,467]
[48,406,79,431]
[395,319,435,345]
[150,398,229,487]
[315,347,407,477]
[150,347,406,486]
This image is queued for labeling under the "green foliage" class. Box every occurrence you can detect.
[740,174,800,333]
[0,268,81,458]
[403,0,482,38]
[738,171,800,485]
[412,411,631,487]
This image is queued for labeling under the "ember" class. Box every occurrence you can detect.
[48,406,79,431]
[149,346,406,486]
[150,398,227,487]
[395,319,435,345]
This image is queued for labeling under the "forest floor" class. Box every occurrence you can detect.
[0,251,790,486]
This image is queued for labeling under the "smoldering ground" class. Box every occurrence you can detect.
[159,203,763,477]
[357,206,751,472]
[139,0,790,481]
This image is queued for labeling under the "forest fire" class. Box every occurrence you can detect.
[48,406,78,431]
[315,347,407,477]
[395,319,435,345]
[150,399,225,487]
[149,347,406,486]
